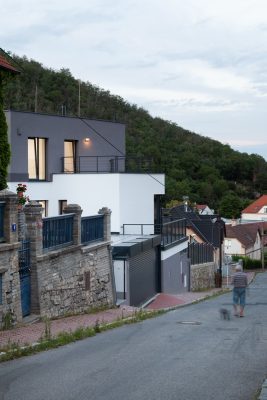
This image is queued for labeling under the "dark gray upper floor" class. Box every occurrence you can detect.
[5,110,126,182]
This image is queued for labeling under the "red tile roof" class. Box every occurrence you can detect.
[0,53,20,74]
[226,221,267,248]
[242,195,267,214]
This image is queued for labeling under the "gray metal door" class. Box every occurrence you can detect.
[128,248,158,307]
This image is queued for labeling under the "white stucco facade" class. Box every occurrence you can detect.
[241,212,267,222]
[8,173,165,233]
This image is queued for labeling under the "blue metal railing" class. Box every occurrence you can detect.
[0,202,5,241]
[81,215,104,244]
[43,214,74,250]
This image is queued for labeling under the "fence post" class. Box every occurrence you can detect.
[63,204,82,245]
[0,190,22,326]
[0,189,18,244]
[98,207,112,241]
[24,201,43,314]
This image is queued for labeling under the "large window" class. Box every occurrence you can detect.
[59,200,67,215]
[28,138,46,180]
[64,140,76,173]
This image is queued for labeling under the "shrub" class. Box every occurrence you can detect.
[232,255,262,270]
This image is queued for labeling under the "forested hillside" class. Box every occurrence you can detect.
[3,53,267,218]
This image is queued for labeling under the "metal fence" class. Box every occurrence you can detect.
[43,214,74,250]
[188,242,214,265]
[0,201,5,241]
[81,215,104,244]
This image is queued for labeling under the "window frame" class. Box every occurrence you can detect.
[28,137,47,181]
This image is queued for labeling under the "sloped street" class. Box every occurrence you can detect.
[1,272,267,400]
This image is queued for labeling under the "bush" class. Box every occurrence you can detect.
[232,255,262,270]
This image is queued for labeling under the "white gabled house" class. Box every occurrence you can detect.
[241,195,267,222]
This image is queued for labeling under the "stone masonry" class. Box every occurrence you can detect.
[0,190,22,328]
[190,262,216,291]
[24,202,115,319]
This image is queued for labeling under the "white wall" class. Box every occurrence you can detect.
[224,238,244,256]
[8,173,164,233]
[242,213,267,221]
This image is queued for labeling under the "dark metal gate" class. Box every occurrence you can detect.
[19,240,31,317]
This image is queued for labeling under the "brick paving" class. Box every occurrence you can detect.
[0,307,138,349]
[0,272,255,350]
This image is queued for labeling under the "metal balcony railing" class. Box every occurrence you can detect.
[122,219,187,248]
[61,156,156,173]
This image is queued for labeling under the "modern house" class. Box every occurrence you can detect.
[241,195,267,222]
[6,110,165,234]
[5,110,191,308]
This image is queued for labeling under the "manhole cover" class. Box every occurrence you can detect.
[176,321,201,325]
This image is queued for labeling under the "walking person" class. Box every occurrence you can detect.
[232,264,248,317]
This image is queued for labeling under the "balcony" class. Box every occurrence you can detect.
[122,219,187,249]
[61,156,157,173]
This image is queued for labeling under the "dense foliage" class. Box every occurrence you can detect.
[2,53,267,216]
[0,72,11,190]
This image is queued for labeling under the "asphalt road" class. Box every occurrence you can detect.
[1,272,267,400]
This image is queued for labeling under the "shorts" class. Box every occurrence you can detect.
[233,287,246,307]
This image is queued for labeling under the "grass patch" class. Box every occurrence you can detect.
[0,309,165,362]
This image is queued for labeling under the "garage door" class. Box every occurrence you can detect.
[128,248,158,307]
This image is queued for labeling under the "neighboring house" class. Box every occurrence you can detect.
[241,195,267,222]
[165,204,225,271]
[195,204,214,215]
[224,222,264,260]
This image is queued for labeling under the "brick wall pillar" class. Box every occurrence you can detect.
[0,190,22,326]
[0,189,18,244]
[98,207,112,242]
[24,201,44,314]
[63,204,82,245]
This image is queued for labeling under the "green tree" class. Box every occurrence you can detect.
[0,72,11,190]
[218,193,243,219]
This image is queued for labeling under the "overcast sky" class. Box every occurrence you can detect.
[1,0,267,160]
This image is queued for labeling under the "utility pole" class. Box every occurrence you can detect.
[261,222,265,270]
[34,84,38,112]
[78,80,81,117]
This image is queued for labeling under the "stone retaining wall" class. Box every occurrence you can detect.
[0,192,115,327]
[190,262,216,291]
[36,242,114,318]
